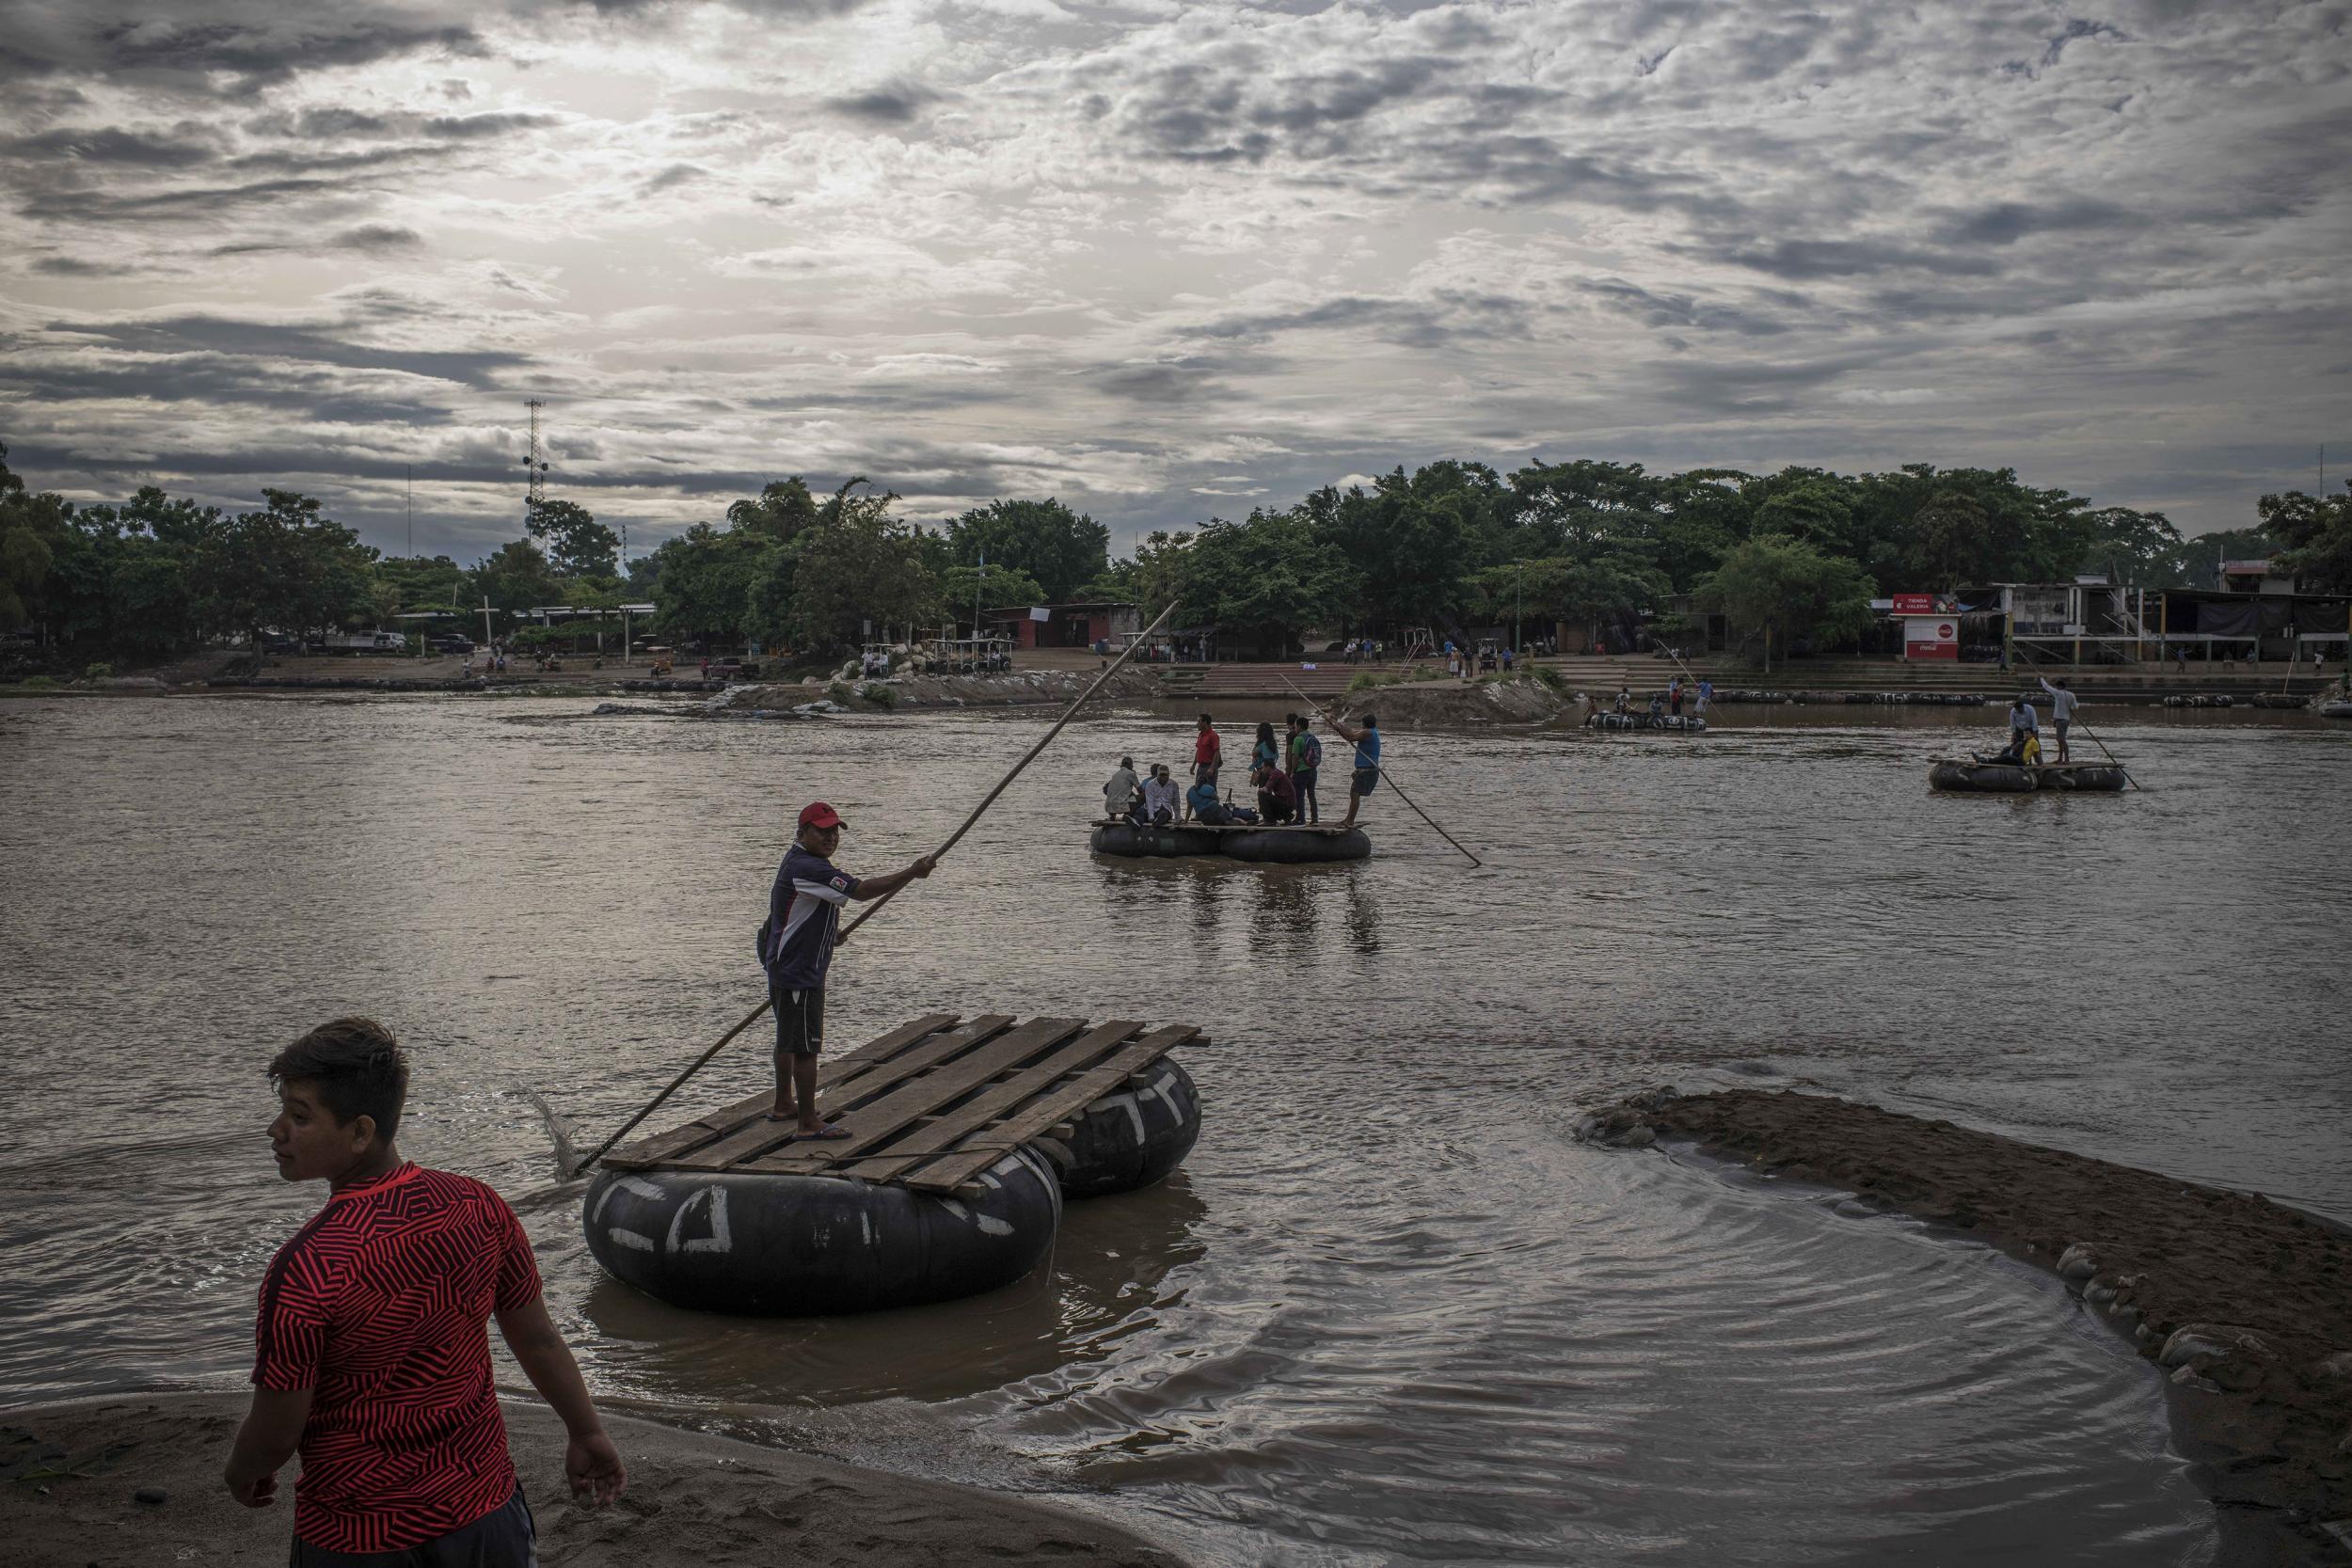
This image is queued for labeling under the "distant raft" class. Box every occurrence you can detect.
[1584,712,1708,733]
[1929,759,2131,793]
[1089,819,1372,863]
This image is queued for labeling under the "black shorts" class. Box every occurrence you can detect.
[773,984,826,1057]
[1350,768,1378,798]
[293,1488,533,1567]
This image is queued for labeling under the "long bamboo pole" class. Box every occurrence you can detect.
[1280,673,1484,867]
[570,600,1183,1176]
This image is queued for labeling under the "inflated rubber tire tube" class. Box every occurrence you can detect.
[1032,1056,1202,1198]
[581,1144,1062,1315]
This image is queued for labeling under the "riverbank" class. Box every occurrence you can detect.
[1577,1088,2352,1560]
[0,1391,1184,1568]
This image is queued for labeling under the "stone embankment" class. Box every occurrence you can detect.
[1326,675,1572,726]
[1578,1087,2352,1560]
[711,666,1162,714]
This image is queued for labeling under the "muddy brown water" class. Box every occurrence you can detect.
[3,693,2346,1565]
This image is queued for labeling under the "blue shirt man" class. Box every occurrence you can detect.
[1322,708,1379,831]
[760,802,935,1136]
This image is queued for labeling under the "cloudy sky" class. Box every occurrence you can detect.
[3,0,2347,562]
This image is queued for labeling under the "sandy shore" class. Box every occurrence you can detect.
[1580,1087,2352,1560]
[0,1391,1184,1568]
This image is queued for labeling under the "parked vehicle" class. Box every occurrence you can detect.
[645,645,675,677]
[707,658,761,681]
[427,636,475,656]
[310,630,409,655]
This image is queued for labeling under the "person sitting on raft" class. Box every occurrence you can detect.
[1991,729,2043,766]
[1104,756,1140,823]
[1140,764,1180,825]
[1187,779,1231,825]
[1257,763,1297,825]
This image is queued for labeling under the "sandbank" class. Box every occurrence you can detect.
[1581,1087,2352,1560]
[1,1391,1184,1568]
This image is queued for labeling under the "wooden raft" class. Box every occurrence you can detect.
[602,1013,1199,1194]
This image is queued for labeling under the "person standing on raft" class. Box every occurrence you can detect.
[763,803,935,1138]
[1322,708,1381,832]
[228,1018,626,1565]
[2038,676,2078,763]
[1186,714,1222,821]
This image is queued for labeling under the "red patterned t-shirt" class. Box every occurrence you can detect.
[252,1163,543,1552]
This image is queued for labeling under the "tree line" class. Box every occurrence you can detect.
[4,440,2347,670]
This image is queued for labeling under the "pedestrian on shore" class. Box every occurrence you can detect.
[760,803,935,1136]
[1104,756,1140,822]
[2037,677,2078,763]
[1187,714,1221,820]
[1323,708,1381,832]
[1287,714,1322,824]
[228,1018,627,1564]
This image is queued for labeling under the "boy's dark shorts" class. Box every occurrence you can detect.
[773,985,826,1057]
[292,1487,534,1567]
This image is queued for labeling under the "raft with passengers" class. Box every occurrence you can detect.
[1931,681,2132,793]
[1093,709,1384,863]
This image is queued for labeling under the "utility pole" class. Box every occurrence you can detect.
[405,465,413,559]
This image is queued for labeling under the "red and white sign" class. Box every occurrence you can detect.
[1903,616,1959,660]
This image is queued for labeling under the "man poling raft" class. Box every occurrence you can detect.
[1929,689,2134,793]
[571,603,1207,1316]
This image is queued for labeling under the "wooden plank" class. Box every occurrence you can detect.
[660,1016,1016,1174]
[737,1016,1088,1174]
[818,1014,1015,1101]
[814,1011,964,1087]
[604,1012,957,1170]
[895,1026,1197,1192]
[831,1022,1146,1182]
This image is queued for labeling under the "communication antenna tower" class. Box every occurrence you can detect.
[524,399,549,519]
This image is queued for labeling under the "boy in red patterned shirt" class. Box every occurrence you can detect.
[226,1017,626,1564]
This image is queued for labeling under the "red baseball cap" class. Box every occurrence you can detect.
[798,801,846,830]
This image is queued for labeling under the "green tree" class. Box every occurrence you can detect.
[376,555,468,613]
[1313,467,1473,629]
[1180,510,1358,655]
[1696,536,1877,671]
[193,490,382,648]
[941,562,1047,626]
[945,498,1111,602]
[0,444,72,630]
[1468,554,1670,644]
[525,499,621,578]
[646,524,772,643]
[727,478,819,544]
[1749,470,1865,559]
[2077,506,2185,586]
[2260,484,2352,594]
[469,538,564,629]
[792,493,941,652]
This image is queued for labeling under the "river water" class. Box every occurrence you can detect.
[4,693,2346,1566]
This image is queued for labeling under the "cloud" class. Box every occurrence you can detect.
[1,0,2342,556]
[823,84,939,124]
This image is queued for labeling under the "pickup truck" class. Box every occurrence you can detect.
[706,658,761,681]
